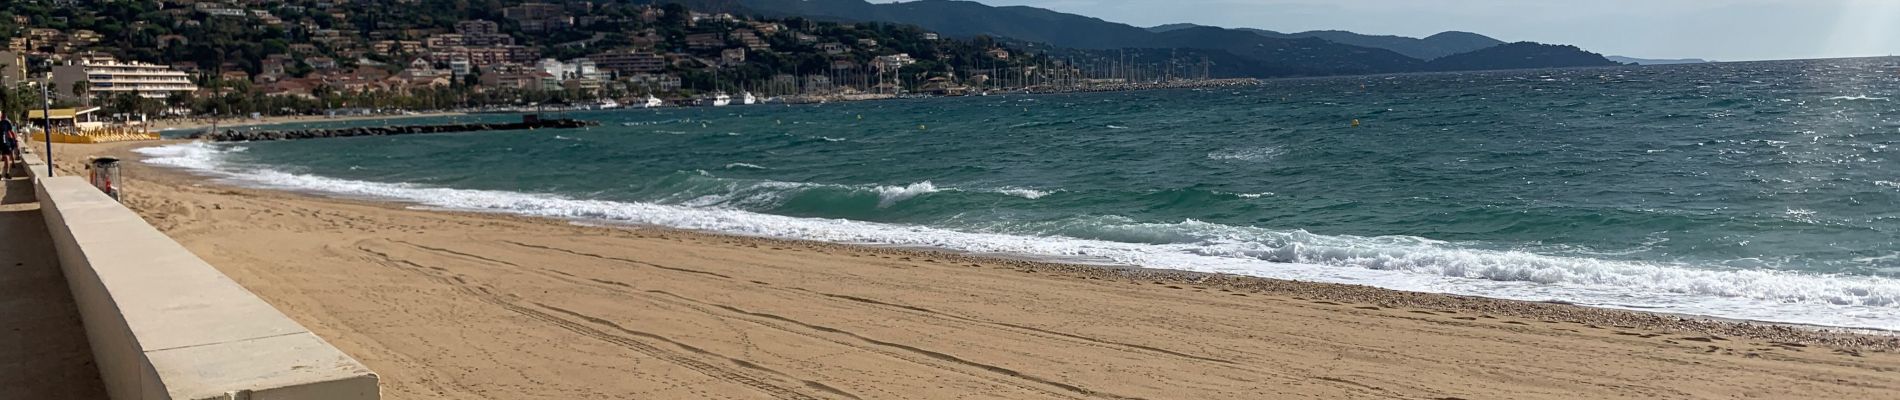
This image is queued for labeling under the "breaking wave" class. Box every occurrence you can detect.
[872,181,939,208]
[136,142,1900,330]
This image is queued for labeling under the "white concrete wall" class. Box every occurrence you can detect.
[23,148,50,179]
[31,152,378,400]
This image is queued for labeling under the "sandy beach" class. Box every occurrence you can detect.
[47,141,1900,399]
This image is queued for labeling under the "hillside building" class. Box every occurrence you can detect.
[686,33,725,50]
[51,56,199,100]
[591,49,666,74]
[0,51,26,87]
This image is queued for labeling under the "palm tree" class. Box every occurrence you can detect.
[111,92,139,117]
[70,80,90,107]
[165,92,189,117]
[312,84,336,109]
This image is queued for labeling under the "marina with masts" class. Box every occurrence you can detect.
[648,53,1259,107]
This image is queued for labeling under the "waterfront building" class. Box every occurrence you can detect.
[51,56,199,100]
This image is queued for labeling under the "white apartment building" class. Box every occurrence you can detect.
[537,58,605,81]
[52,57,198,100]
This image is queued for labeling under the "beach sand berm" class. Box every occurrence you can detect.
[50,141,1900,399]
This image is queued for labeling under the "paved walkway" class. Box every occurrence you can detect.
[0,161,105,399]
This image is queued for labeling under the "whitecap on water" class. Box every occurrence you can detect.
[873,181,939,208]
[1207,146,1287,162]
[994,187,1056,199]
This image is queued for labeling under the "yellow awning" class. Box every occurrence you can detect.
[27,107,101,120]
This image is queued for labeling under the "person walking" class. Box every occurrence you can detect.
[0,115,16,180]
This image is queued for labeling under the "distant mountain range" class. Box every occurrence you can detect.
[1149,23,1504,60]
[1605,56,1712,65]
[679,0,1623,77]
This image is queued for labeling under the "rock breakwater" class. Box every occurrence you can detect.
[191,118,598,142]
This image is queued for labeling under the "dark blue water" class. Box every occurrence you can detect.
[143,58,1900,329]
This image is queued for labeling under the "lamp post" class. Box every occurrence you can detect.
[39,70,50,177]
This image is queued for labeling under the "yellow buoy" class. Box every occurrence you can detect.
[1351,119,1361,128]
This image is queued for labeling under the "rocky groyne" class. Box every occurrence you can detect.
[190,117,598,142]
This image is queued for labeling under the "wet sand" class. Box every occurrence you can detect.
[50,141,1900,399]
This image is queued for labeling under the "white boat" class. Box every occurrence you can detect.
[707,92,732,107]
[642,95,664,108]
[741,91,759,105]
[595,98,621,110]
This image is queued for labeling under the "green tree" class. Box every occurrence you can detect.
[69,80,88,107]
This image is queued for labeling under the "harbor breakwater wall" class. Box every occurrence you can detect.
[190,117,598,142]
[24,150,379,399]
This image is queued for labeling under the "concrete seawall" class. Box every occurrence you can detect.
[27,150,378,399]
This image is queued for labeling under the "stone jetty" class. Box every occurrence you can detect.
[191,117,598,142]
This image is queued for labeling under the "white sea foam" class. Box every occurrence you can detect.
[1826,95,1891,101]
[995,187,1055,199]
[873,181,939,208]
[135,142,1900,330]
[136,141,229,170]
[1207,146,1286,162]
[679,179,815,208]
[724,163,767,170]
[622,118,689,126]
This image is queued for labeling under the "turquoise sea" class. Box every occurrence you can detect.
[144,58,1900,329]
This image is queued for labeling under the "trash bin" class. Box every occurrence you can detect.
[88,156,122,201]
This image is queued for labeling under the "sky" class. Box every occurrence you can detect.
[899,0,1900,61]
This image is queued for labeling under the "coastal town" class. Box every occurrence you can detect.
[6,1,1900,400]
[0,0,1255,122]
